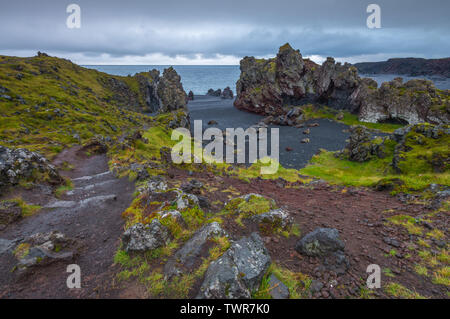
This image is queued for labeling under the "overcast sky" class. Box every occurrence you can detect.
[0,0,449,65]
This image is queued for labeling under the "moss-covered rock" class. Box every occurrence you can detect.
[393,124,450,174]
[0,53,187,160]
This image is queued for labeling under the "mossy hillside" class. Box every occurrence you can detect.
[0,54,153,158]
[300,124,450,192]
[301,150,449,191]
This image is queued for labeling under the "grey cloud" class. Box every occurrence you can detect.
[0,0,448,63]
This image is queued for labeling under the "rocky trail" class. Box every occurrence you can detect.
[0,147,135,298]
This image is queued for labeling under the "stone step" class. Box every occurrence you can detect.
[45,194,117,209]
[45,200,77,209]
[66,179,116,197]
[78,194,117,208]
[72,171,113,186]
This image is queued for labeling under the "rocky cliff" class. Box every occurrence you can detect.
[234,43,360,115]
[101,66,187,113]
[353,78,450,125]
[234,44,449,125]
[354,57,450,78]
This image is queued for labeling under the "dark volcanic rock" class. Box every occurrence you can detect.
[187,90,194,101]
[295,228,349,275]
[234,43,449,125]
[221,86,234,99]
[122,220,170,252]
[0,238,17,255]
[250,208,293,231]
[341,125,387,162]
[0,145,62,190]
[14,231,79,273]
[157,67,188,112]
[104,67,187,114]
[268,274,290,299]
[207,88,222,97]
[164,222,227,279]
[197,232,271,299]
[354,57,450,78]
[234,43,359,115]
[354,78,450,125]
[296,228,345,257]
[180,179,203,194]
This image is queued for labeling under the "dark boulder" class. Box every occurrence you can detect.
[197,233,271,299]
[296,228,344,257]
[122,220,170,252]
[0,145,62,190]
[164,222,227,279]
[268,275,290,299]
[181,179,203,194]
[221,87,234,99]
[295,228,349,275]
[207,88,222,97]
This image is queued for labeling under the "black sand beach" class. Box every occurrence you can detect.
[188,95,351,169]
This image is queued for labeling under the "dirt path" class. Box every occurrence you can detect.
[0,147,135,298]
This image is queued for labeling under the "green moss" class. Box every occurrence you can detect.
[432,267,450,286]
[300,149,449,192]
[0,54,152,159]
[236,195,274,216]
[382,268,396,278]
[3,198,41,218]
[388,215,423,235]
[54,179,74,198]
[414,264,428,276]
[299,104,403,133]
[237,158,310,183]
[13,243,31,259]
[253,264,311,299]
[385,282,427,299]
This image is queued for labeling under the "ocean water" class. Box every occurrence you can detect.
[83,65,450,94]
[82,65,241,95]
